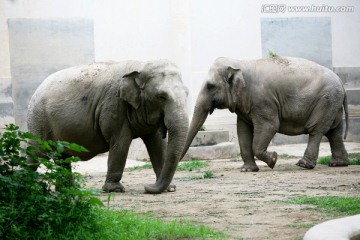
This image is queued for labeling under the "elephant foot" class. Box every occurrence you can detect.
[262,151,277,169]
[296,157,316,169]
[102,182,125,193]
[240,163,259,172]
[166,183,176,192]
[329,158,349,167]
[144,183,177,194]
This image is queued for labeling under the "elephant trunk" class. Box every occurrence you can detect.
[180,94,211,160]
[144,112,188,194]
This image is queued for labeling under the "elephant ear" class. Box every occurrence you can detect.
[117,71,141,109]
[226,66,246,112]
[227,66,246,89]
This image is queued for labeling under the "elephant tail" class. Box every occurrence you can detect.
[343,92,349,140]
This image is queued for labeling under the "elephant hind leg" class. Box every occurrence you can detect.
[325,121,349,167]
[296,134,322,169]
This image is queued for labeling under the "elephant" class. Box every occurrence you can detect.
[27,59,189,194]
[181,56,349,171]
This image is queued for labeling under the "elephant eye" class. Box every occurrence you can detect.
[207,83,216,92]
[157,93,167,102]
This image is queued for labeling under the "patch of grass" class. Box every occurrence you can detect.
[126,159,210,172]
[287,223,314,229]
[126,163,152,171]
[178,159,209,171]
[178,170,215,181]
[178,175,203,181]
[203,170,215,178]
[83,208,227,240]
[21,207,227,239]
[348,153,360,165]
[289,196,360,215]
[317,155,331,165]
[278,153,298,159]
[317,153,360,165]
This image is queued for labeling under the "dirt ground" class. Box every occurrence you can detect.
[77,144,360,240]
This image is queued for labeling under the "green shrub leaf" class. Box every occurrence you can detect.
[88,197,105,207]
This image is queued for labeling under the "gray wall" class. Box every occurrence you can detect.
[8,18,94,130]
[0,77,13,127]
[261,17,332,68]
[335,67,360,143]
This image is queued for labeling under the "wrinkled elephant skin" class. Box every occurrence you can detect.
[27,60,189,194]
[182,57,349,171]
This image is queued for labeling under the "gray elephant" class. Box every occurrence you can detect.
[27,59,189,194]
[182,56,349,171]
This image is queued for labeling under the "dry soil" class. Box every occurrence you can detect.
[77,149,360,240]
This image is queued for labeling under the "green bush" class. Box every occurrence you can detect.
[0,124,101,239]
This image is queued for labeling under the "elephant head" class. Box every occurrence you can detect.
[181,58,245,159]
[119,60,189,194]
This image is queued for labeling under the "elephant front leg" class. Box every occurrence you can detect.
[102,135,132,193]
[296,134,323,169]
[237,117,259,172]
[142,131,176,192]
[252,122,278,169]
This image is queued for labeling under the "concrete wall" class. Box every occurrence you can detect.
[0,0,359,154]
[8,18,94,130]
[335,67,360,143]
[0,77,13,127]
